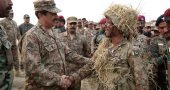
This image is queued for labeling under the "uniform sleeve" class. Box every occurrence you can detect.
[149,38,165,65]
[71,60,94,82]
[0,25,11,49]
[18,25,22,36]
[128,46,149,90]
[17,27,21,40]
[82,36,90,57]
[90,36,96,54]
[22,33,63,86]
[64,42,90,65]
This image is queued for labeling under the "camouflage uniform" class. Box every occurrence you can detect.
[72,39,137,90]
[84,28,96,54]
[18,23,34,36]
[21,23,89,90]
[77,27,85,36]
[130,31,152,90]
[0,25,13,90]
[149,35,169,90]
[91,30,105,54]
[0,18,21,71]
[75,4,148,90]
[59,31,89,90]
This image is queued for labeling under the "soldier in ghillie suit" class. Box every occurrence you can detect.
[69,4,146,90]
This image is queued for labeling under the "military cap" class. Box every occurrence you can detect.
[67,16,77,23]
[77,19,82,22]
[33,0,61,13]
[24,14,30,18]
[88,21,93,25]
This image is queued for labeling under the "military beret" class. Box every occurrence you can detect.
[33,0,61,13]
[164,8,170,17]
[58,15,64,19]
[99,18,107,24]
[155,15,165,26]
[58,15,65,23]
[137,15,145,21]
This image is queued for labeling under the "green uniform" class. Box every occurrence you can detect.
[0,25,13,90]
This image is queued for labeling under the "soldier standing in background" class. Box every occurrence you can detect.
[54,15,66,33]
[0,0,13,89]
[77,19,85,35]
[20,0,89,89]
[18,14,34,36]
[59,16,89,90]
[84,21,96,55]
[163,8,170,88]
[149,15,169,90]
[91,18,107,54]
[0,9,21,77]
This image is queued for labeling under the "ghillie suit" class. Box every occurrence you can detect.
[81,4,143,90]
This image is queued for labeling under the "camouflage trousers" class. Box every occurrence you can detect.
[81,76,135,90]
[0,70,14,90]
[11,45,19,70]
[0,55,14,90]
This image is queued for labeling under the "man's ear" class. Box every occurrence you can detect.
[38,13,43,18]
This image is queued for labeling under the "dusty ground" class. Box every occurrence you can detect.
[12,72,25,90]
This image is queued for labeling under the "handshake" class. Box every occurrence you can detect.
[60,75,74,88]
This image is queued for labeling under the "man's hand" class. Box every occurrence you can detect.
[60,75,72,88]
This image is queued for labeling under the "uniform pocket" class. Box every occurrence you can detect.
[44,43,57,52]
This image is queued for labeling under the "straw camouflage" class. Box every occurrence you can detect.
[33,0,61,13]
[104,4,138,38]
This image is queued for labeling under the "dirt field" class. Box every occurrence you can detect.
[12,72,25,90]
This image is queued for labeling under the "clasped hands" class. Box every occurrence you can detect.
[61,75,74,88]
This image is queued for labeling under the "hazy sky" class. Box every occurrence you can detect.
[12,0,169,25]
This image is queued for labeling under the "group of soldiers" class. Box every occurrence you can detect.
[1,0,170,90]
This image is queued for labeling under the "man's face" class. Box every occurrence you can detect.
[42,12,57,28]
[77,22,82,28]
[60,22,65,27]
[137,20,145,30]
[0,0,12,18]
[105,21,115,38]
[100,24,106,30]
[67,22,77,34]
[54,19,60,28]
[24,17,30,23]
[158,22,168,34]
[88,24,93,29]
